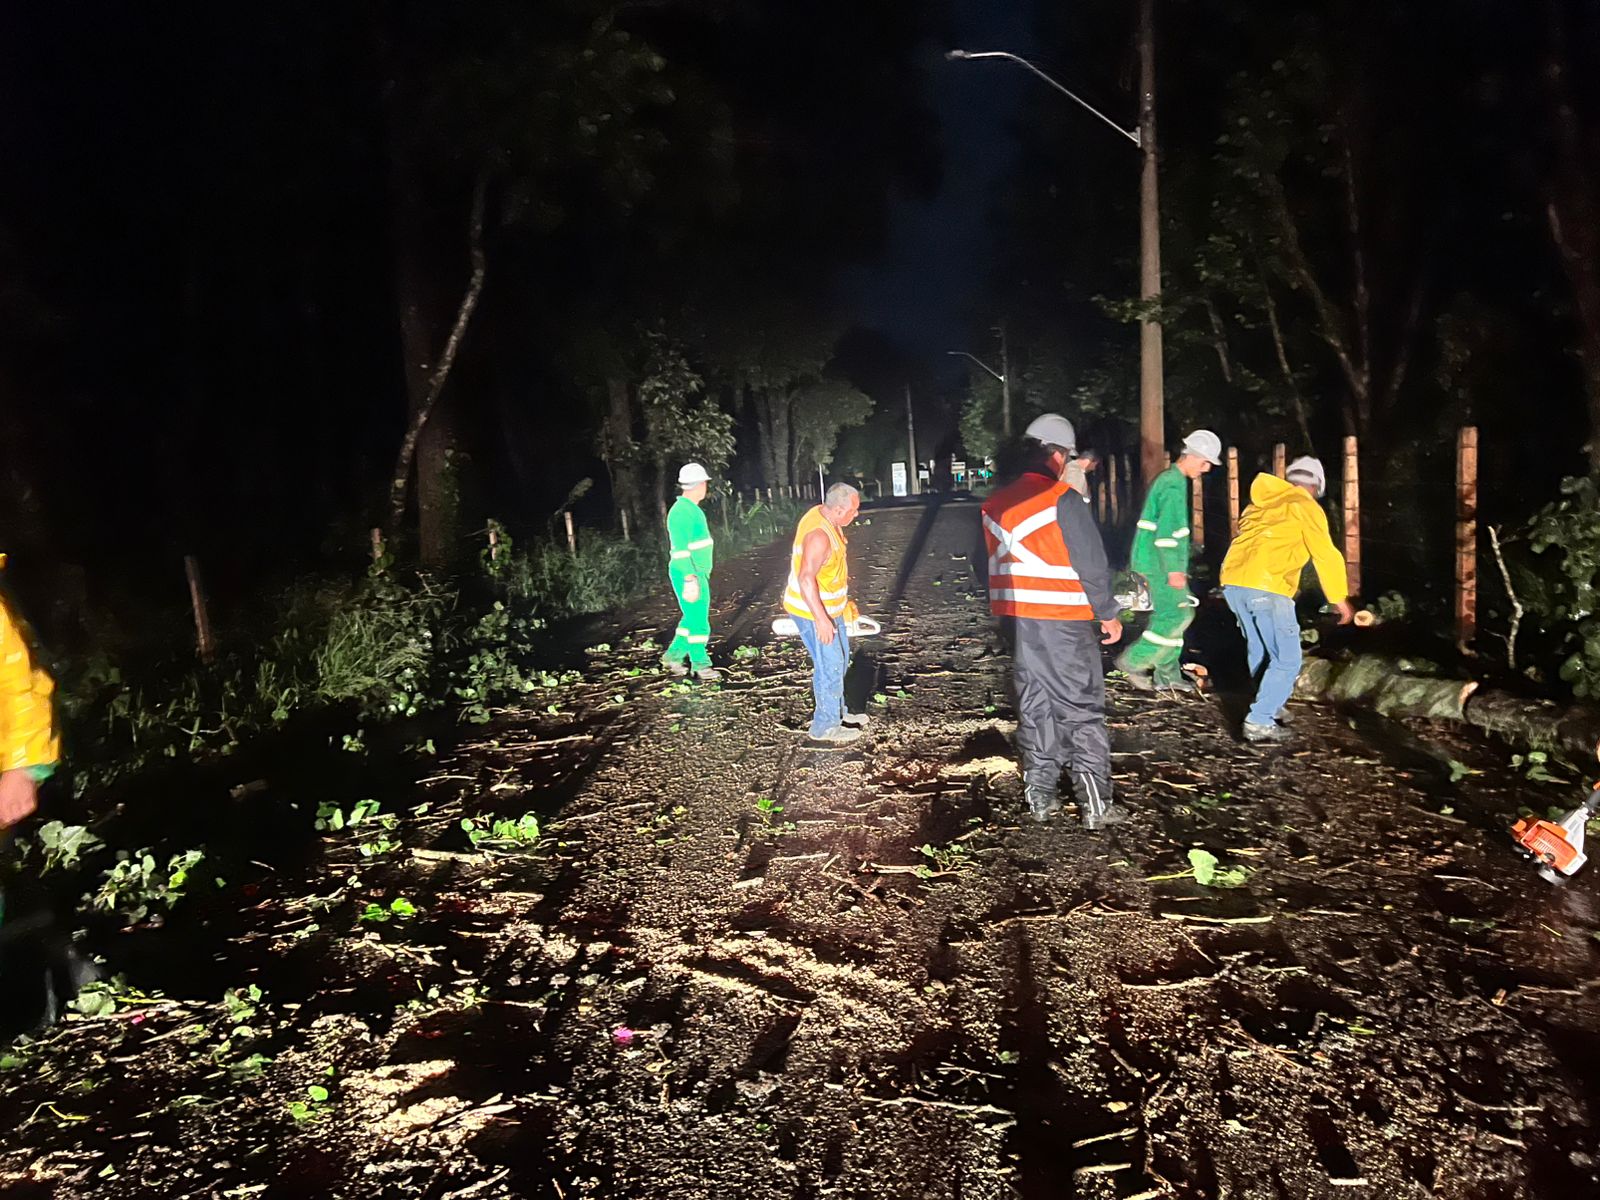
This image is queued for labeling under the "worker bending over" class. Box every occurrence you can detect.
[783,483,867,745]
[0,581,59,924]
[983,415,1126,828]
[1220,456,1354,742]
[1119,430,1220,691]
[662,463,719,681]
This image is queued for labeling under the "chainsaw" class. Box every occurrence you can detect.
[1511,784,1600,884]
[771,615,882,638]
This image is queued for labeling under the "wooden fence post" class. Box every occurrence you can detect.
[1343,435,1362,597]
[564,510,577,556]
[1107,455,1120,526]
[1456,425,1479,647]
[620,508,631,542]
[1227,447,1241,537]
[487,522,500,562]
[1273,443,1286,478]
[1191,472,1205,555]
[370,527,384,566]
[184,555,216,665]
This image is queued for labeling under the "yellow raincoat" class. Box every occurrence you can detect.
[1221,473,1350,603]
[1,595,58,777]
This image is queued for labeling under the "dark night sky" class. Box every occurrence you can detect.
[842,0,1036,362]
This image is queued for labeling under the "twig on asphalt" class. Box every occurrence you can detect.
[1124,974,1221,991]
[548,801,653,829]
[1075,1132,1139,1152]
[822,1084,1014,1120]
[442,1167,511,1199]
[1158,913,1273,926]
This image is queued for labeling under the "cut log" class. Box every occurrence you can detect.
[1295,653,1600,764]
[1295,655,1478,721]
[1460,692,1600,765]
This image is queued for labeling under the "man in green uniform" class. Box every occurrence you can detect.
[663,462,719,681]
[1119,430,1221,691]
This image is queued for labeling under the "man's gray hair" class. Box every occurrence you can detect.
[823,482,859,512]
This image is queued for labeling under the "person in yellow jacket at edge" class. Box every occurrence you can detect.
[0,572,61,927]
[783,483,867,745]
[1220,456,1355,743]
[662,462,720,682]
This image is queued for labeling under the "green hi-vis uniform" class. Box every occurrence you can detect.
[665,496,716,669]
[1121,466,1194,685]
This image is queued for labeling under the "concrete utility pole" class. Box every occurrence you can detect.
[948,17,1168,490]
[999,322,1013,436]
[905,383,920,496]
[1137,0,1165,490]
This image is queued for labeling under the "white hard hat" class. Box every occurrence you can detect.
[1023,413,1076,452]
[1181,429,1222,466]
[677,462,711,486]
[1285,455,1327,498]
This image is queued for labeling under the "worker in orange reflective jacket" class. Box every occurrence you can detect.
[982,415,1126,828]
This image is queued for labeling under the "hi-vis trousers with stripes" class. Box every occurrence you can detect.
[665,575,712,669]
[1118,578,1194,685]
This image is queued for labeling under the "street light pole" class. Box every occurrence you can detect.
[947,32,1166,489]
[1137,0,1164,489]
[905,382,920,496]
[999,321,1012,435]
[946,339,1011,435]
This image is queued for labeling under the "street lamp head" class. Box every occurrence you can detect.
[945,49,970,60]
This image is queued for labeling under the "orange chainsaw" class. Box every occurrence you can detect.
[1511,784,1600,884]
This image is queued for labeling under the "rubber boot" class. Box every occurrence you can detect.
[1074,773,1130,831]
[1024,778,1061,822]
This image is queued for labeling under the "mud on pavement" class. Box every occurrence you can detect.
[2,500,1597,1199]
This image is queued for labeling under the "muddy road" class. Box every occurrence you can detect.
[2,500,1598,1199]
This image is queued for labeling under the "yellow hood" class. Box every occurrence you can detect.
[1220,474,1349,602]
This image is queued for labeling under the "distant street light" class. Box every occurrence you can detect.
[945,349,1004,382]
[947,0,1165,488]
[945,50,1139,147]
[947,323,1013,434]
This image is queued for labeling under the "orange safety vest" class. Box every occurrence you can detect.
[981,472,1094,621]
[783,505,850,619]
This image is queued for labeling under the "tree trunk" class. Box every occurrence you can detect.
[602,374,644,527]
[753,389,792,489]
[1296,654,1600,763]
[387,174,488,564]
[1463,691,1600,765]
[1295,655,1478,721]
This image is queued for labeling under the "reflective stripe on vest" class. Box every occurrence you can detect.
[783,506,850,618]
[980,473,1095,621]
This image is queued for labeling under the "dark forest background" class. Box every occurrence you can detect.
[3,1,1600,661]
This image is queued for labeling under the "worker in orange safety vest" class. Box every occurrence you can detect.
[982,414,1126,828]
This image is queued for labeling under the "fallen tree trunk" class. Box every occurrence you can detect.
[1295,654,1600,764]
[1460,692,1600,766]
[1294,655,1479,721]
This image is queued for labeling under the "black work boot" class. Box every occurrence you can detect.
[1024,779,1062,822]
[1075,774,1130,831]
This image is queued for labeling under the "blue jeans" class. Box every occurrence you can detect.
[1224,586,1301,727]
[796,614,850,737]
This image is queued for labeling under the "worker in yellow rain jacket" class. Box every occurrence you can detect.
[783,483,866,744]
[1220,457,1354,742]
[0,574,61,926]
